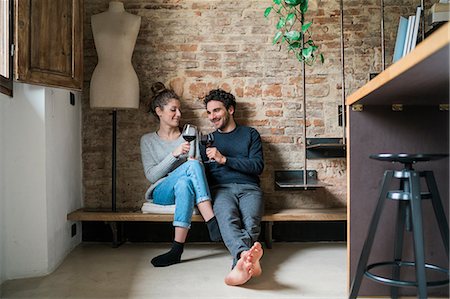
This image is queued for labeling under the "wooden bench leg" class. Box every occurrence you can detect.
[264,221,273,249]
[106,221,124,248]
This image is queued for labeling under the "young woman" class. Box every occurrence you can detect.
[140,82,221,267]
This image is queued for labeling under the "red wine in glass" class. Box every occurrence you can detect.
[182,124,197,142]
[201,132,215,162]
[183,135,196,142]
[200,133,214,147]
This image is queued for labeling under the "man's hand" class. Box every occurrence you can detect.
[172,141,190,158]
[206,147,227,164]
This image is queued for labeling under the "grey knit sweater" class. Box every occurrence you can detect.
[140,132,199,200]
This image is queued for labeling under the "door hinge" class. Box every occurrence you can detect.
[391,104,403,111]
[10,44,15,57]
[351,104,363,112]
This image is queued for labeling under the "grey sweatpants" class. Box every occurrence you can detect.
[211,183,264,267]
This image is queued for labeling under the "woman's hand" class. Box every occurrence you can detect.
[172,141,190,158]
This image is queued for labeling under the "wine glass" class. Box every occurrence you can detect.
[182,124,197,142]
[200,132,215,163]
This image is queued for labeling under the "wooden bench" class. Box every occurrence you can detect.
[67,208,347,248]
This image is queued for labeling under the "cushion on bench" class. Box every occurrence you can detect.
[141,202,199,215]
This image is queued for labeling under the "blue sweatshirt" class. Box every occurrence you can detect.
[200,125,264,186]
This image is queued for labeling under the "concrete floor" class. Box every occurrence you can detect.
[0,242,350,299]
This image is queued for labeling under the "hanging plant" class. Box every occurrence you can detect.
[264,0,324,65]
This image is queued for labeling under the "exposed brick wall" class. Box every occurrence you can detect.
[82,0,418,210]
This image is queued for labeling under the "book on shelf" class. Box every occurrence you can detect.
[402,15,416,57]
[395,6,423,59]
[392,16,408,63]
[409,6,422,51]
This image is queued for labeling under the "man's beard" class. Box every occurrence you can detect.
[215,114,230,131]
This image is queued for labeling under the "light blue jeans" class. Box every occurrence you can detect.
[152,160,211,228]
[211,183,264,267]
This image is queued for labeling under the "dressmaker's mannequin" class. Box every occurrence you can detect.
[90,1,141,109]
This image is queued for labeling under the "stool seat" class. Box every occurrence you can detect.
[370,153,448,164]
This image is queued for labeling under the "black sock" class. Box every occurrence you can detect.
[151,241,184,267]
[206,216,222,242]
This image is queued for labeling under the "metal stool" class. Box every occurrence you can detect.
[349,153,449,299]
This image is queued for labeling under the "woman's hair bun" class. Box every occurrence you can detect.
[151,82,166,96]
[147,82,180,120]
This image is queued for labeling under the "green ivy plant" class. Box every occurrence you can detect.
[264,0,324,65]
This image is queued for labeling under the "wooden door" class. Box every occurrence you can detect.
[15,0,83,90]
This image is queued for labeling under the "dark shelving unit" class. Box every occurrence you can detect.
[274,170,331,190]
[306,138,346,159]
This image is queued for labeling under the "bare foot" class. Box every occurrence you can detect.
[248,242,263,277]
[224,255,253,286]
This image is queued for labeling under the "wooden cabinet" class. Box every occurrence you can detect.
[15,0,83,90]
[346,23,449,296]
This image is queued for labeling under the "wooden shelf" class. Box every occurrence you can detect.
[263,208,346,221]
[67,208,346,222]
[68,207,346,249]
[346,23,449,106]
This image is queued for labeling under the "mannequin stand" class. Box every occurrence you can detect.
[112,110,117,212]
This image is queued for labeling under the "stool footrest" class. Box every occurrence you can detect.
[387,191,432,200]
[365,261,449,288]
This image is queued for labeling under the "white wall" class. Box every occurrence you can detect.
[0,90,8,284]
[3,84,48,279]
[0,83,82,284]
[45,88,82,273]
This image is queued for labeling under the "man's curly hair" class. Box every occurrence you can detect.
[204,89,236,110]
